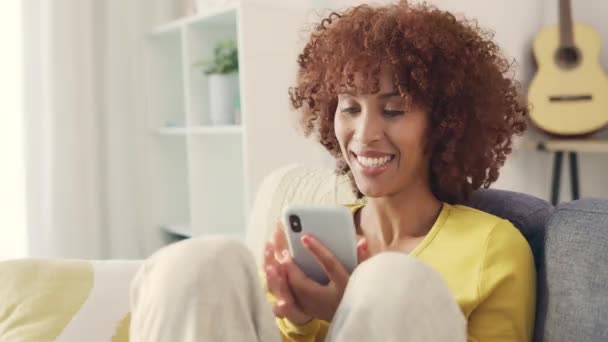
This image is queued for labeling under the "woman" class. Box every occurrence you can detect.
[130,2,535,341]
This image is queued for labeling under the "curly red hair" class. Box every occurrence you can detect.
[289,1,527,204]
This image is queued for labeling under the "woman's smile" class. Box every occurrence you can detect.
[349,150,396,178]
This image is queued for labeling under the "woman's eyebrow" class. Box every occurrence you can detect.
[338,90,356,96]
[378,91,400,99]
[338,91,401,98]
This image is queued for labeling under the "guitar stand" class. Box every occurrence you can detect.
[547,150,580,205]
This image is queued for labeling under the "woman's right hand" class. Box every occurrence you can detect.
[263,221,370,325]
[264,222,313,325]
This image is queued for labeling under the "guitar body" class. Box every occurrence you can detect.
[528,24,608,136]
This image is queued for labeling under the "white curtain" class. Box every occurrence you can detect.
[24,0,187,259]
[0,1,27,260]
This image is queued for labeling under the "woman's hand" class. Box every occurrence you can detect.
[264,221,370,324]
[282,233,370,322]
[264,223,312,325]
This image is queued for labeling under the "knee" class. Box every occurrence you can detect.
[133,237,256,299]
[335,253,466,341]
[354,252,433,280]
[349,252,449,299]
[157,237,251,272]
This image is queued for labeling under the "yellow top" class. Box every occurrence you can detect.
[268,203,537,342]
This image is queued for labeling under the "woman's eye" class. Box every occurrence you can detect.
[383,109,404,117]
[340,107,360,114]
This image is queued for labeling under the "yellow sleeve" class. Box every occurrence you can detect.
[260,270,329,341]
[467,220,536,342]
[276,317,329,342]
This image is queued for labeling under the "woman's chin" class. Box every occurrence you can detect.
[355,181,390,198]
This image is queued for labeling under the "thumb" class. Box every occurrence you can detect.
[356,237,370,264]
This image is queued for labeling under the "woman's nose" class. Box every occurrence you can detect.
[353,109,383,144]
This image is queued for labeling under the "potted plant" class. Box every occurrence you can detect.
[194,40,239,125]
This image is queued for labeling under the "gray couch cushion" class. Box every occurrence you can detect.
[537,199,608,342]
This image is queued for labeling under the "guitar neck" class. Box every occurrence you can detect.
[559,0,575,47]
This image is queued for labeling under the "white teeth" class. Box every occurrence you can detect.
[356,155,392,167]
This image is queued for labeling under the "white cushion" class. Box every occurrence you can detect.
[0,258,140,342]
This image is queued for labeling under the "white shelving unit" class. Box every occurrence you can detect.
[142,1,328,250]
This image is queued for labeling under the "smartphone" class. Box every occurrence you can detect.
[283,205,358,285]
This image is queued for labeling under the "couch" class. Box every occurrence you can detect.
[1,164,607,341]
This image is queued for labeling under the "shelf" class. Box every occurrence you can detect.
[157,127,188,135]
[149,3,239,37]
[141,1,323,253]
[150,21,183,37]
[190,125,242,135]
[187,4,238,28]
[156,126,242,136]
[527,139,608,153]
[161,223,192,238]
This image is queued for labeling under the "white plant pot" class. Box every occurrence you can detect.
[208,72,239,125]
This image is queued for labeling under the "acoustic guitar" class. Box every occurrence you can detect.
[527,0,608,136]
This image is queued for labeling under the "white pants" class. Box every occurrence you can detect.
[129,237,466,342]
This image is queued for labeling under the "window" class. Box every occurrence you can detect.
[0,0,27,259]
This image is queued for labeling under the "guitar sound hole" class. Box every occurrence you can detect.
[555,47,581,69]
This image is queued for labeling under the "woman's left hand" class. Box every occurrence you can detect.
[281,234,370,322]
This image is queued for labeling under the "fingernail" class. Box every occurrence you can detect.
[301,235,310,246]
[282,250,289,259]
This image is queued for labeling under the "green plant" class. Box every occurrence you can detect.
[194,40,238,75]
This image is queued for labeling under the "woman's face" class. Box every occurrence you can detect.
[334,67,430,198]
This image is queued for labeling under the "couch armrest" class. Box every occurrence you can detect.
[537,199,608,342]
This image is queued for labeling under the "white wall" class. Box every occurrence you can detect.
[0,0,28,259]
